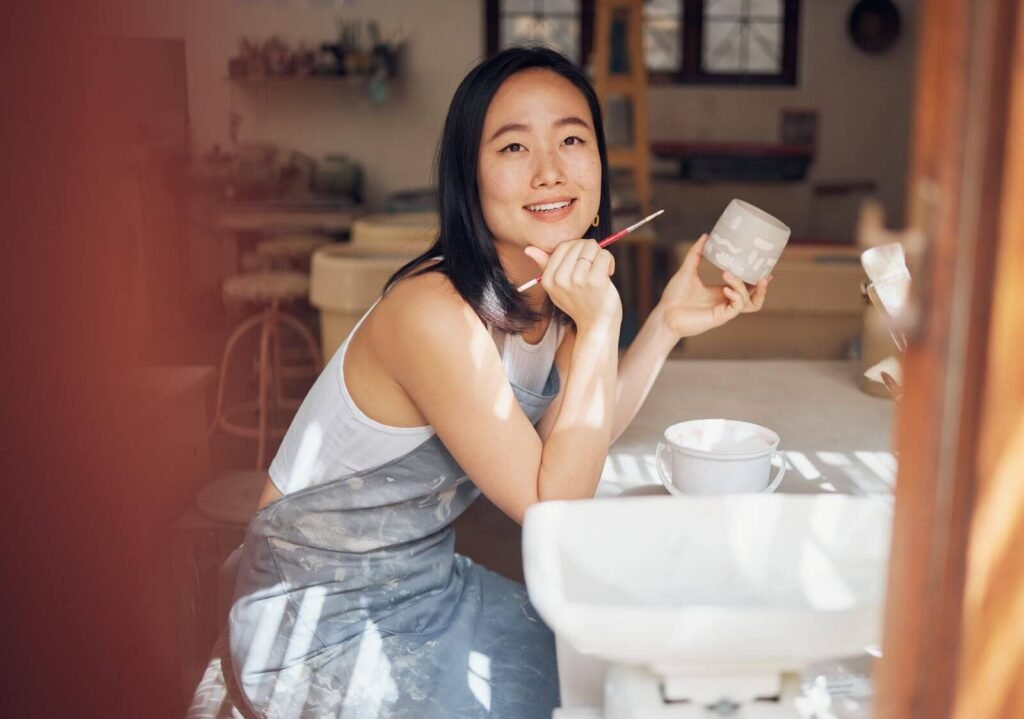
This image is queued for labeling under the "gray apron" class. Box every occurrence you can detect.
[229,365,561,719]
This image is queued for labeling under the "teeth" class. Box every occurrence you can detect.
[527,200,571,212]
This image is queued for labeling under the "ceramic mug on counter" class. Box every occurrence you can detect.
[704,199,791,285]
[655,418,787,496]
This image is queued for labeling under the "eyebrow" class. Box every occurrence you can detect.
[487,116,592,142]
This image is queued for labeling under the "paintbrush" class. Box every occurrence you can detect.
[516,209,665,292]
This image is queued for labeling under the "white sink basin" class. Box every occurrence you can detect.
[523,494,891,683]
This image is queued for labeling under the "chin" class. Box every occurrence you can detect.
[503,213,593,252]
[534,228,583,251]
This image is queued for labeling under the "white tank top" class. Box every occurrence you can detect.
[269,297,565,494]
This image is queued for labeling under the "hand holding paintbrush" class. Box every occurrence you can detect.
[516,210,664,292]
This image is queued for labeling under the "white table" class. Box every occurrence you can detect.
[599,359,897,500]
[558,360,896,715]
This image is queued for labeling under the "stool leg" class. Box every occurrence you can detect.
[276,311,323,372]
[271,311,285,412]
[256,311,273,469]
[210,312,271,438]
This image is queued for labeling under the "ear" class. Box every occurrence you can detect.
[524,246,550,269]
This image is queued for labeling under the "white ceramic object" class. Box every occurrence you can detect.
[860,242,907,284]
[865,271,911,320]
[864,355,902,386]
[655,419,786,496]
[310,245,417,359]
[704,199,791,284]
[861,242,911,318]
[350,212,438,251]
[523,495,892,714]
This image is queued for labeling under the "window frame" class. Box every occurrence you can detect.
[485,0,595,67]
[484,0,801,87]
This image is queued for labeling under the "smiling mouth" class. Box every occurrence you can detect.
[525,199,575,213]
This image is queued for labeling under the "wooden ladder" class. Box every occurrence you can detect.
[591,0,651,215]
[591,0,656,323]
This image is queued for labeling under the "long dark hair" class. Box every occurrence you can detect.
[383,45,613,334]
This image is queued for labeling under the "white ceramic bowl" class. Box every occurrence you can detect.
[656,418,787,495]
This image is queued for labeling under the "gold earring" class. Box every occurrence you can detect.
[592,213,600,227]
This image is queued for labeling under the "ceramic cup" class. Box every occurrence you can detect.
[655,418,787,496]
[704,199,791,285]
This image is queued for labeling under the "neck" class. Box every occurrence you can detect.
[494,239,550,314]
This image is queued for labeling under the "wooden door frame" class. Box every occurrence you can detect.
[876,0,1022,716]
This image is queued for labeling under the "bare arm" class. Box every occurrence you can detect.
[609,235,772,443]
[383,264,619,525]
[536,319,618,501]
[609,304,678,443]
[537,305,675,447]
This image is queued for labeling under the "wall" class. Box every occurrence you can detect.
[649,0,917,237]
[110,0,916,224]
[108,0,485,209]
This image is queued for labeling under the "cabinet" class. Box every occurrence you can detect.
[671,243,866,359]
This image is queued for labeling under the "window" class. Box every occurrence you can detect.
[644,0,683,73]
[485,0,801,86]
[694,0,798,83]
[489,0,587,64]
[487,0,592,65]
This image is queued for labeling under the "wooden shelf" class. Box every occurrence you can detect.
[225,74,370,85]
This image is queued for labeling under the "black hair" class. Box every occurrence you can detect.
[382,45,613,334]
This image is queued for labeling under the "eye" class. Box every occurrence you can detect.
[563,136,585,146]
[500,142,525,153]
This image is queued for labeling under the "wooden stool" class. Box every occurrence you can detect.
[254,233,332,272]
[196,470,267,527]
[211,272,321,468]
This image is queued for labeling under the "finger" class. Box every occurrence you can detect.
[536,241,569,290]
[572,240,602,281]
[716,286,744,323]
[682,233,709,272]
[572,254,596,282]
[722,272,753,309]
[748,276,770,311]
[539,240,575,289]
[523,246,550,271]
[579,238,601,261]
[554,240,587,288]
[590,247,614,279]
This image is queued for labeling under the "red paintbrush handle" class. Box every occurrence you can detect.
[520,228,631,287]
[516,208,664,292]
[597,227,629,248]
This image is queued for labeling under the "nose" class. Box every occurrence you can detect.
[531,148,566,188]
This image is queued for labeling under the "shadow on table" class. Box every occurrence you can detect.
[605,448,896,501]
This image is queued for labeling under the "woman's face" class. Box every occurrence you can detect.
[477,68,602,255]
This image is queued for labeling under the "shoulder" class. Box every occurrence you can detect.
[367,267,494,370]
[378,268,479,333]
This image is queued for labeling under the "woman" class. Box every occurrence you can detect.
[229,46,769,718]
